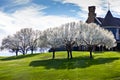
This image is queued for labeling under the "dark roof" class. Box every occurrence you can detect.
[95,10,120,27]
[97,17,104,23]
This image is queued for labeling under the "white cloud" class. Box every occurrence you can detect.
[12,0,32,5]
[0,4,79,46]
[109,0,120,13]
[56,0,120,19]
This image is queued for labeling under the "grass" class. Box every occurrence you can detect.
[0,51,120,80]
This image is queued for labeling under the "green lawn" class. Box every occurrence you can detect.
[0,51,120,80]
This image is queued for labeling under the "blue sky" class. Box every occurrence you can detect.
[0,0,120,56]
[0,0,80,18]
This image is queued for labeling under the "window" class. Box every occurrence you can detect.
[119,29,120,40]
[116,29,119,40]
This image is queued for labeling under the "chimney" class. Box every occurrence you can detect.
[86,6,96,23]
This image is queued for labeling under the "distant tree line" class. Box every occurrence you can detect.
[1,21,117,59]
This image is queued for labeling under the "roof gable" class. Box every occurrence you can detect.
[102,10,115,26]
[96,10,120,27]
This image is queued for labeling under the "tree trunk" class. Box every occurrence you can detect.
[70,50,72,59]
[67,50,69,59]
[52,48,55,59]
[31,49,33,54]
[31,47,34,54]
[22,46,26,55]
[90,50,92,58]
[89,46,93,59]
[66,43,73,59]
[23,50,25,55]
[52,51,55,59]
[15,50,18,56]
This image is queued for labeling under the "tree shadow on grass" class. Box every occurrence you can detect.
[0,54,39,61]
[29,56,119,69]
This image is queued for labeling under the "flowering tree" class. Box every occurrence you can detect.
[15,28,33,55]
[1,28,41,55]
[28,30,40,54]
[38,31,48,53]
[1,21,116,59]
[1,35,20,56]
[76,23,116,58]
[44,27,62,59]
[59,22,79,59]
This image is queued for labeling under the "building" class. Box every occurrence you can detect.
[86,6,120,51]
[49,6,120,52]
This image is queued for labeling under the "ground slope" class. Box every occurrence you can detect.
[0,51,120,80]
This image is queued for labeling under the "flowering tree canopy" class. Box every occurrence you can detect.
[76,22,116,58]
[58,22,80,59]
[1,35,20,56]
[1,21,116,58]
